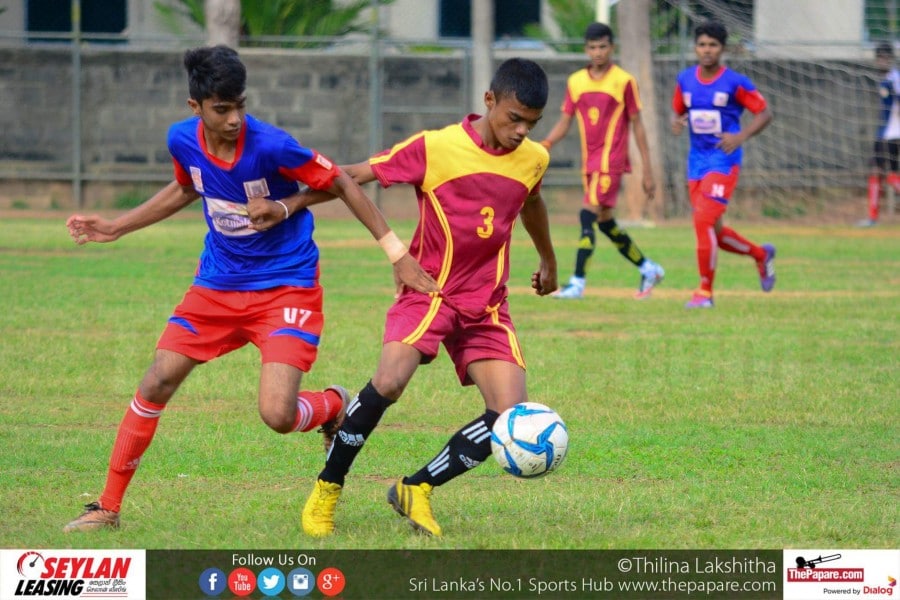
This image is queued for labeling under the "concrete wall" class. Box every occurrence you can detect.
[0,45,881,219]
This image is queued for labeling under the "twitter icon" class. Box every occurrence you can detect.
[257,567,285,597]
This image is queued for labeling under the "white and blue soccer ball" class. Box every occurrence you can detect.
[490,402,568,478]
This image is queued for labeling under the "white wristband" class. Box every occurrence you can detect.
[275,200,290,220]
[378,231,408,264]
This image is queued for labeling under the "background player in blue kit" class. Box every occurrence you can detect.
[860,41,900,227]
[63,45,437,533]
[671,20,776,309]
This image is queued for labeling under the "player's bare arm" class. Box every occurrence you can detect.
[631,113,657,199]
[67,180,199,245]
[341,161,377,185]
[716,108,773,154]
[246,189,330,232]
[670,112,688,135]
[539,111,574,149]
[328,169,439,295]
[520,193,558,295]
[248,161,379,232]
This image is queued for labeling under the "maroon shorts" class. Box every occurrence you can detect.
[157,285,324,371]
[383,292,525,386]
[582,171,624,208]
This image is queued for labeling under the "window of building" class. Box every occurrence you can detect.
[439,0,541,38]
[27,0,126,42]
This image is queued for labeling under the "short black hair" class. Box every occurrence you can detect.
[585,22,614,43]
[695,20,728,46]
[183,45,246,102]
[876,41,894,58]
[490,58,548,109]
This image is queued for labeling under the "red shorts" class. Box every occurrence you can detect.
[582,171,623,208]
[383,292,525,386]
[689,168,740,223]
[157,285,324,371]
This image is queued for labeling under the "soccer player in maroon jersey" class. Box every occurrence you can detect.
[300,58,559,537]
[540,22,664,300]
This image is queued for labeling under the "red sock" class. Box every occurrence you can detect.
[868,175,881,221]
[293,388,343,432]
[99,392,166,513]
[887,172,900,194]
[719,226,765,261]
[694,221,718,296]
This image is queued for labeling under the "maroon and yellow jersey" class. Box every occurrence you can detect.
[562,64,642,175]
[370,114,548,315]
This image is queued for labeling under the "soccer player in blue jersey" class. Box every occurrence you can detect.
[860,41,900,227]
[300,58,558,538]
[63,45,437,533]
[671,20,776,309]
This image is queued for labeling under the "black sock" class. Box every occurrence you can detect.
[597,218,645,267]
[574,209,596,278]
[319,380,393,486]
[405,410,499,487]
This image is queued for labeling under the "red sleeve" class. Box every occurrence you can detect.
[735,87,768,114]
[172,158,192,186]
[671,83,687,115]
[278,151,340,190]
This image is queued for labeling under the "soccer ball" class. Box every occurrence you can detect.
[490,402,568,478]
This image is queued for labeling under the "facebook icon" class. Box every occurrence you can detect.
[199,567,226,597]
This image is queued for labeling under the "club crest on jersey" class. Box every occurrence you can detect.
[190,166,204,193]
[713,91,729,106]
[243,178,271,200]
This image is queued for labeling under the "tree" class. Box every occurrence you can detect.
[618,0,665,221]
[205,0,240,47]
[155,0,394,46]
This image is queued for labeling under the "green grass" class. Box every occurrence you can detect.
[0,215,897,550]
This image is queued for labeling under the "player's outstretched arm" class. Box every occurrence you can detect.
[520,193,558,296]
[67,180,199,245]
[327,168,439,295]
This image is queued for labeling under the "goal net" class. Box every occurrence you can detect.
[647,0,896,219]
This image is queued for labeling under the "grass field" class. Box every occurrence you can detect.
[0,214,897,551]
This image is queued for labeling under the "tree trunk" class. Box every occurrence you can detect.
[618,0,665,221]
[471,0,494,113]
[205,0,240,48]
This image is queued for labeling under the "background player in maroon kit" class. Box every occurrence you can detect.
[540,22,664,300]
[300,58,558,538]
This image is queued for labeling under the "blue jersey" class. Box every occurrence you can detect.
[672,65,768,180]
[877,67,900,141]
[168,114,339,291]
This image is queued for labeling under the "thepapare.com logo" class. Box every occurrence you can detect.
[1,550,146,598]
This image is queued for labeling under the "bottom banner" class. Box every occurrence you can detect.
[146,550,782,599]
[5,549,894,599]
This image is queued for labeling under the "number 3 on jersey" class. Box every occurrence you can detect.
[477,206,494,239]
